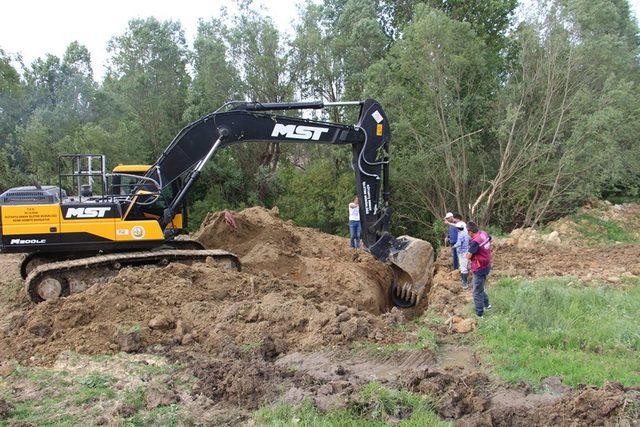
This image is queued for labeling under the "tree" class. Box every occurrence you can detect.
[276,159,355,234]
[183,18,242,121]
[293,0,389,107]
[105,18,190,160]
[224,5,293,204]
[16,42,98,183]
[0,48,26,146]
[367,6,491,236]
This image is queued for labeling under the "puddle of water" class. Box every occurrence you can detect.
[437,345,474,369]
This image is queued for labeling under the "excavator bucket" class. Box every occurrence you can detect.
[388,236,435,307]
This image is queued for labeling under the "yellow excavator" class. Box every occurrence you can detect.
[0,99,434,306]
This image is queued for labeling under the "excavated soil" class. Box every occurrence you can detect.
[407,366,639,426]
[493,243,640,283]
[0,207,399,365]
[1,204,639,425]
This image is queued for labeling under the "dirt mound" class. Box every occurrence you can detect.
[195,207,392,312]
[500,201,640,248]
[189,354,297,410]
[407,367,639,426]
[1,207,400,365]
[492,243,640,283]
[0,397,12,420]
[428,249,472,317]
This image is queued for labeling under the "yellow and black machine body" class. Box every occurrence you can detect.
[0,98,434,306]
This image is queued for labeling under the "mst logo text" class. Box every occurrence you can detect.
[64,207,112,219]
[271,124,329,141]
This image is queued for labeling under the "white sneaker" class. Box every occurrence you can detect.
[485,304,492,310]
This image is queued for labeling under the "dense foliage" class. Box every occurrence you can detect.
[1,0,638,241]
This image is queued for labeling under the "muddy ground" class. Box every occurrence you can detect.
[0,206,638,425]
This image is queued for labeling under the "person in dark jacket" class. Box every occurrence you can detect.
[466,221,493,316]
[444,212,459,269]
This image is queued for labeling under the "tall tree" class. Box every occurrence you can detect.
[105,18,190,160]
[184,18,242,121]
[18,42,98,182]
[0,49,28,190]
[367,6,491,234]
[227,6,293,182]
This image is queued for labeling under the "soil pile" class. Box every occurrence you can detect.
[492,243,640,283]
[499,201,640,248]
[407,367,640,426]
[0,207,400,365]
[427,249,472,317]
[490,202,640,282]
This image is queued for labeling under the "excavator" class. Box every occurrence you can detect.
[0,99,434,307]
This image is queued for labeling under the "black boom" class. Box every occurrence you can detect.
[143,99,393,260]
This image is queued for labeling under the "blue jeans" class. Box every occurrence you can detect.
[452,247,459,270]
[472,269,490,316]
[349,220,361,248]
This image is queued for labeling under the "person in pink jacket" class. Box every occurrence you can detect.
[466,221,493,316]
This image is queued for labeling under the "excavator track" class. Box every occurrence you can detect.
[20,240,207,279]
[25,249,240,303]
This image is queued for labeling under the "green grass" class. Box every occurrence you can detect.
[605,194,640,205]
[483,224,508,238]
[253,382,448,426]
[0,367,102,425]
[118,323,143,334]
[0,355,191,426]
[571,213,637,243]
[352,325,438,357]
[477,278,640,387]
[124,403,183,426]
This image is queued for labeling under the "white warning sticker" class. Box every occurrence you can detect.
[116,229,129,236]
[371,110,384,123]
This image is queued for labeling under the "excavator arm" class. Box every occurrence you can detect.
[144,99,393,260]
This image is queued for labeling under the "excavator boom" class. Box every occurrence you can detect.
[146,99,393,259]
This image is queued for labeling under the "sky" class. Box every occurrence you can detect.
[1,0,639,81]
[0,0,302,79]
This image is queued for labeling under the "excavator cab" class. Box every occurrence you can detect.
[111,164,187,232]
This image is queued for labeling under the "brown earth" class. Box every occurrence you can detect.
[0,205,638,425]
[493,242,640,283]
[493,201,640,283]
[0,207,402,366]
[407,366,639,426]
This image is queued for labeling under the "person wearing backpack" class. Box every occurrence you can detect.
[466,221,493,316]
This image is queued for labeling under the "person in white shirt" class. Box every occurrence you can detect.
[348,196,361,248]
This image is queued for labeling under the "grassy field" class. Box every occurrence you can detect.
[253,382,448,427]
[477,277,640,387]
[0,354,190,426]
[570,213,639,244]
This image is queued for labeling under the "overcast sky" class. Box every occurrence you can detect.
[0,0,302,79]
[1,0,639,81]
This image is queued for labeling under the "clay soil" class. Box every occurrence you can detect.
[0,206,638,425]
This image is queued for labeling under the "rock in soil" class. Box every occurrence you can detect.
[113,330,142,353]
[148,315,176,331]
